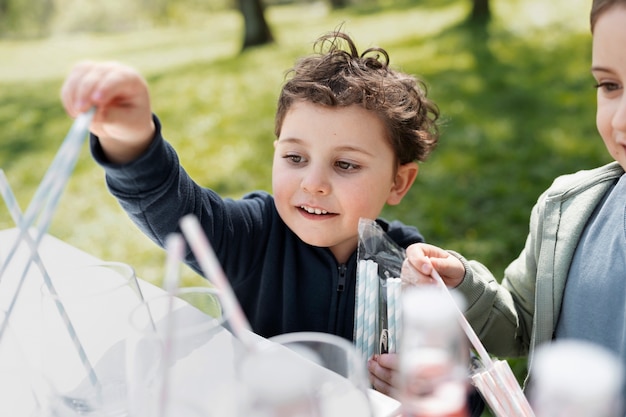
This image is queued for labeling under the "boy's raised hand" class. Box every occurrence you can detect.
[404,243,466,288]
[60,61,155,164]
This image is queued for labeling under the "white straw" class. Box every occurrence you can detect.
[429,267,492,366]
[179,214,255,351]
[163,233,183,294]
[429,266,535,417]
[159,233,185,417]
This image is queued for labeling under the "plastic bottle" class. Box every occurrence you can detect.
[398,286,469,417]
[529,339,624,417]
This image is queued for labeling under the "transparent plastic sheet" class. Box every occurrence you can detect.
[354,218,405,359]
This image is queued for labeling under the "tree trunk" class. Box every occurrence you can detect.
[470,0,491,24]
[238,0,273,51]
[329,0,348,9]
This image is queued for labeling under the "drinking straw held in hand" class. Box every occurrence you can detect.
[429,266,535,417]
[0,108,99,390]
[0,108,96,284]
[429,267,491,365]
[179,214,256,351]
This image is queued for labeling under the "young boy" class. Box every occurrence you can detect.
[61,30,439,345]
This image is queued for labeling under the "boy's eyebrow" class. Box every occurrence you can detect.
[335,145,376,157]
[591,65,612,73]
[277,137,376,156]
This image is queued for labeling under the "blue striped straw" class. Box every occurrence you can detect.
[355,260,366,357]
[0,108,95,283]
[359,260,366,358]
[394,277,402,352]
[366,260,378,360]
[0,171,99,390]
[359,260,369,358]
[386,277,396,353]
[0,109,99,390]
[361,260,370,359]
[179,214,256,351]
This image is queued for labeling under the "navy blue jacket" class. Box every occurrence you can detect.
[91,116,424,341]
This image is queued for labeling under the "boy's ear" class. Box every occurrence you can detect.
[387,162,418,205]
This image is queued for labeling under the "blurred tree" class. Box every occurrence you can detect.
[469,0,491,24]
[329,0,347,9]
[238,0,274,50]
[0,0,54,37]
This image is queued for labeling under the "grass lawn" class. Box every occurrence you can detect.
[0,0,605,404]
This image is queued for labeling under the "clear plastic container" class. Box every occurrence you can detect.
[530,339,624,417]
[398,286,469,417]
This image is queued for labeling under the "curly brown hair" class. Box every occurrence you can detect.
[274,30,440,165]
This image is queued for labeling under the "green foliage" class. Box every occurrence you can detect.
[0,0,54,37]
[0,0,234,37]
[0,0,605,405]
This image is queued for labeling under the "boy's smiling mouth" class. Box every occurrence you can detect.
[299,205,330,215]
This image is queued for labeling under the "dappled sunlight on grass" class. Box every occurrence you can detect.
[0,0,609,294]
[0,12,242,82]
[494,0,592,35]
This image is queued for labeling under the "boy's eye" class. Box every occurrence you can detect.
[283,154,303,163]
[594,81,621,92]
[336,160,360,171]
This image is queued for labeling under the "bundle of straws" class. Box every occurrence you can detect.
[354,259,402,360]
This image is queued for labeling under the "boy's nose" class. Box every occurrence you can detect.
[301,167,331,195]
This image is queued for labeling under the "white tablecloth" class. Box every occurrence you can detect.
[0,228,401,417]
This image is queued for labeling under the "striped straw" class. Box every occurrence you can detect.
[386,277,401,353]
[361,260,371,359]
[0,108,95,283]
[179,214,256,351]
[394,277,402,352]
[354,260,366,357]
[159,233,185,417]
[365,260,378,360]
[0,108,99,389]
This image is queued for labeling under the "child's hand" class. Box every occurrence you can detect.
[404,243,465,288]
[60,61,155,164]
[367,353,400,399]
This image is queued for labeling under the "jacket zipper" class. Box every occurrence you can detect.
[330,263,347,335]
[337,264,347,292]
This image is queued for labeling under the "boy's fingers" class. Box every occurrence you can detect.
[92,65,147,109]
[61,60,96,117]
[376,353,399,370]
[61,61,145,117]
